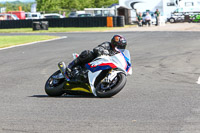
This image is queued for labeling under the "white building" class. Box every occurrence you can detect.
[119,0,200,20]
[0,7,6,13]
[175,0,200,12]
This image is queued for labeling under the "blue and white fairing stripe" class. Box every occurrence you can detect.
[86,62,117,73]
[117,48,132,73]
[121,52,131,72]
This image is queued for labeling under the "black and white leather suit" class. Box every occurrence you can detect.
[68,42,117,69]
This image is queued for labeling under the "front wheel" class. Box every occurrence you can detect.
[95,73,126,98]
[45,70,65,97]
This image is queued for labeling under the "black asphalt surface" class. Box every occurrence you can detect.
[0,32,200,133]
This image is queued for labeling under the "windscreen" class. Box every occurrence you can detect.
[118,49,131,64]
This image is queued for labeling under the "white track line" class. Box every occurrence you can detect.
[0,36,67,51]
[197,76,200,84]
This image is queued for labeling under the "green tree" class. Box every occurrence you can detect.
[93,0,104,8]
[78,0,93,9]
[104,0,118,7]
[36,0,118,12]
[1,1,33,12]
[92,0,118,8]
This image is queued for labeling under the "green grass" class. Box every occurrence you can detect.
[0,35,58,48]
[0,27,124,33]
[0,26,136,48]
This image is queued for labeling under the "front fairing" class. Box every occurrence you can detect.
[86,48,132,75]
[118,49,132,75]
[86,48,132,96]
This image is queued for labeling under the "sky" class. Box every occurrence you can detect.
[0,0,35,2]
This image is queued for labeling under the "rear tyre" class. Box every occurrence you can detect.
[45,70,65,97]
[95,73,126,98]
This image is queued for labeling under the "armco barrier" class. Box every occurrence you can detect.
[0,16,124,29]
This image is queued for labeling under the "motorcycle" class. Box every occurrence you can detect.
[45,48,132,98]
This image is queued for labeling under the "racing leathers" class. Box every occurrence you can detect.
[68,41,116,70]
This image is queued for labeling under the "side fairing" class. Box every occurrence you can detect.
[86,49,132,96]
[88,70,102,96]
[86,54,129,75]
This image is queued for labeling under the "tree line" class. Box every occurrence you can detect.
[0,0,118,15]
[36,0,118,13]
[0,1,34,12]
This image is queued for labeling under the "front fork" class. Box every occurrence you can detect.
[102,69,118,83]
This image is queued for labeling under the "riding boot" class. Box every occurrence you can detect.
[58,62,71,81]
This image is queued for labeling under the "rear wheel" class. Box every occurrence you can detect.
[45,70,65,97]
[95,73,126,98]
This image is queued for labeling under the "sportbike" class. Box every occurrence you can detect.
[45,48,132,98]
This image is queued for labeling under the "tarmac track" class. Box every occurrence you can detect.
[0,31,200,133]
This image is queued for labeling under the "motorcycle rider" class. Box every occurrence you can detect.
[65,34,127,79]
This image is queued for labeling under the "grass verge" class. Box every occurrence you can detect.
[0,35,59,48]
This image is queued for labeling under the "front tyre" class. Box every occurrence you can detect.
[95,73,126,98]
[45,70,65,97]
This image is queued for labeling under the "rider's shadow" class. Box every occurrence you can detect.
[30,94,96,98]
